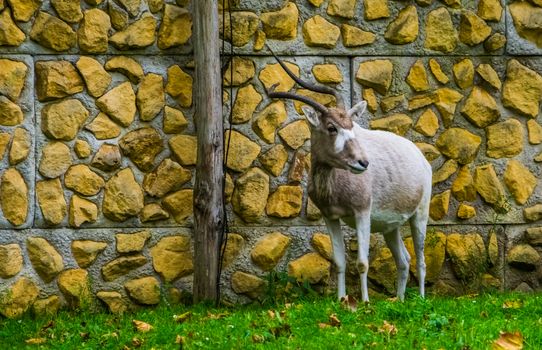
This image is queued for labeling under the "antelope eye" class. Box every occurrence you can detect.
[327,125,337,134]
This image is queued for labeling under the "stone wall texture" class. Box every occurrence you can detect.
[1,0,542,317]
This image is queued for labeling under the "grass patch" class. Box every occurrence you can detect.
[0,291,541,349]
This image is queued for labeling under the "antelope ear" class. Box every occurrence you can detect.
[301,105,320,127]
[347,100,367,119]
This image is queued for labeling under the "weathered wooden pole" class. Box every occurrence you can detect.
[193,0,224,303]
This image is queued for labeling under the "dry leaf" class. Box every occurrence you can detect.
[492,331,523,350]
[378,320,397,336]
[80,332,90,340]
[175,335,185,344]
[341,295,358,312]
[132,320,153,333]
[318,322,331,329]
[25,338,47,345]
[252,334,264,343]
[173,311,192,323]
[329,314,341,327]
[206,312,229,320]
[132,337,143,347]
[502,300,523,309]
[267,310,276,319]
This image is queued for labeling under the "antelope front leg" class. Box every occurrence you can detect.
[324,217,346,299]
[355,212,371,302]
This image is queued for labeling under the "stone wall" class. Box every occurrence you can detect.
[1,0,542,317]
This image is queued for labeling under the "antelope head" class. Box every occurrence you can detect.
[265,48,369,174]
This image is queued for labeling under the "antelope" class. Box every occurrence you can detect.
[265,52,432,302]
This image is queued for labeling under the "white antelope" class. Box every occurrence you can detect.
[266,54,432,302]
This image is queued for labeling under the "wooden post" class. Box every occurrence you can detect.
[193,0,224,303]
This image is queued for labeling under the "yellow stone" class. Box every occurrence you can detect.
[0,244,23,278]
[225,130,261,172]
[384,5,419,45]
[259,144,288,177]
[452,166,476,201]
[224,57,255,87]
[433,88,463,125]
[488,230,499,266]
[137,73,165,121]
[476,64,501,90]
[260,2,298,40]
[221,11,258,47]
[57,269,91,308]
[96,291,127,314]
[124,277,160,305]
[0,132,9,161]
[308,0,325,6]
[71,240,107,268]
[0,9,26,46]
[509,2,542,49]
[69,195,98,227]
[166,65,192,107]
[258,61,299,93]
[251,232,291,271]
[356,59,394,95]
[221,233,245,267]
[327,0,356,19]
[486,119,523,159]
[231,271,266,298]
[30,11,77,51]
[10,0,40,21]
[478,0,503,22]
[341,24,376,47]
[474,164,506,207]
[36,60,84,102]
[169,134,197,166]
[1,168,27,226]
[369,114,412,136]
[232,167,269,222]
[143,158,191,197]
[415,142,440,161]
[436,128,481,164]
[288,252,331,284]
[76,56,111,97]
[364,0,390,20]
[380,95,405,113]
[103,168,144,222]
[65,164,105,196]
[253,29,266,51]
[109,14,157,50]
[158,4,192,49]
[457,203,476,219]
[33,295,60,317]
[302,15,340,48]
[78,8,111,53]
[150,235,193,282]
[0,97,22,127]
[278,120,311,149]
[104,56,144,83]
[432,159,458,185]
[312,64,343,84]
[484,33,507,52]
[0,59,27,101]
[504,160,537,205]
[162,189,193,223]
[429,190,450,221]
[0,277,39,319]
[307,197,322,220]
[446,233,486,281]
[460,86,500,128]
[459,10,492,46]
[293,89,337,114]
[140,203,170,222]
[311,232,332,260]
[502,59,542,118]
[51,0,83,23]
[163,106,188,134]
[266,185,303,218]
[368,247,396,293]
[36,178,66,225]
[414,108,439,136]
[424,7,458,53]
[404,231,446,282]
[363,88,378,113]
[9,127,30,165]
[85,113,121,139]
[527,119,542,144]
[407,59,429,92]
[453,58,474,89]
[96,82,136,127]
[429,59,449,84]
[39,141,72,178]
[232,84,262,124]
[408,93,435,111]
[507,244,541,271]
[524,204,542,222]
[27,237,64,283]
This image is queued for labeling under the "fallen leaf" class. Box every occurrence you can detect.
[267,310,276,319]
[132,320,153,333]
[40,320,55,333]
[80,332,90,340]
[252,334,264,343]
[502,300,523,309]
[25,338,47,345]
[206,311,229,320]
[132,337,143,347]
[492,331,523,350]
[378,320,397,336]
[173,311,192,323]
[175,335,185,344]
[318,322,331,329]
[329,314,341,327]
[341,295,358,312]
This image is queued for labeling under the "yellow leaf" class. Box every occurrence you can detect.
[341,295,358,312]
[25,338,47,345]
[502,300,523,309]
[175,335,185,344]
[492,331,523,350]
[318,322,331,329]
[132,337,143,347]
[267,310,276,319]
[173,311,192,323]
[132,320,153,333]
[329,313,341,327]
[378,320,398,336]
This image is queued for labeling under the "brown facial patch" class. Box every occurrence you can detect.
[326,108,353,129]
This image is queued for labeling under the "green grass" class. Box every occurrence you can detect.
[1,291,541,349]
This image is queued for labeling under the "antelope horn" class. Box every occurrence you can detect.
[265,44,345,109]
[266,83,329,115]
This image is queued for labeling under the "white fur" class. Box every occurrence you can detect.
[334,127,356,153]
